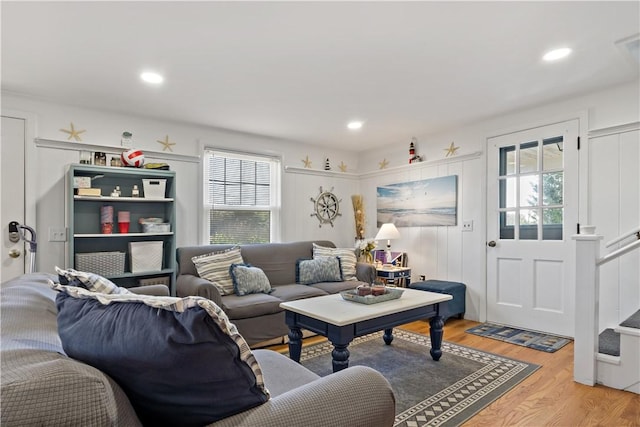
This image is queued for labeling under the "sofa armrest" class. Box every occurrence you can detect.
[176,274,223,306]
[209,365,395,427]
[356,262,376,284]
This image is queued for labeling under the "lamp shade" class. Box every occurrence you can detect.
[375,223,400,241]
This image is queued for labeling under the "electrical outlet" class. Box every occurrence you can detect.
[49,227,67,242]
[462,220,473,232]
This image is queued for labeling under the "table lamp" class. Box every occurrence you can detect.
[375,223,401,263]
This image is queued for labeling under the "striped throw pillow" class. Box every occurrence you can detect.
[191,247,244,295]
[313,243,358,281]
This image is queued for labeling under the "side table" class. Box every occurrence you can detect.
[376,266,411,287]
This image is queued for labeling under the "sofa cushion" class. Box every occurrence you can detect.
[221,293,284,319]
[52,283,269,427]
[192,247,243,295]
[55,266,131,294]
[269,283,328,302]
[296,257,343,285]
[230,263,272,296]
[312,243,358,281]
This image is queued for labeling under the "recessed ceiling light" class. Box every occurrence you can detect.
[140,72,164,84]
[543,47,572,62]
[347,121,363,130]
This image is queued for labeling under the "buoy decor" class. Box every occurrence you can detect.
[121,149,145,168]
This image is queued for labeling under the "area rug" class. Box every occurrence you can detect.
[290,329,539,427]
[465,323,571,353]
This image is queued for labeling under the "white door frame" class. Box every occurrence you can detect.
[1,109,38,273]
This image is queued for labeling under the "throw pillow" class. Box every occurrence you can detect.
[312,243,358,281]
[296,256,343,285]
[55,266,131,294]
[191,247,244,295]
[51,283,269,427]
[230,263,272,296]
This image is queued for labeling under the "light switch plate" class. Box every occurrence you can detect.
[49,227,67,242]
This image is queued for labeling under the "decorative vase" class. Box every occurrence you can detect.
[364,252,373,264]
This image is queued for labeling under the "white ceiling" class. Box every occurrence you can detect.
[2,1,639,152]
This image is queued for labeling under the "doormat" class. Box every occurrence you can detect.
[465,323,571,353]
[289,329,540,427]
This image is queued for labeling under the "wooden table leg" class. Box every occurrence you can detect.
[429,315,444,361]
[331,343,350,372]
[383,328,394,345]
[288,327,303,363]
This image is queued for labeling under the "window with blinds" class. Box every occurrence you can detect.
[204,150,280,244]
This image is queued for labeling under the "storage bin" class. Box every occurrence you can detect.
[75,251,125,276]
[129,241,163,273]
[141,222,171,233]
[142,179,167,199]
[138,276,171,287]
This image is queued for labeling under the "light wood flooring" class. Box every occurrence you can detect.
[267,318,640,426]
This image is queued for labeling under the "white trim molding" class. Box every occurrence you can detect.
[588,121,640,138]
[35,138,201,163]
[286,151,483,179]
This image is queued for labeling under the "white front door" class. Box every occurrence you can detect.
[486,119,579,337]
[1,116,27,281]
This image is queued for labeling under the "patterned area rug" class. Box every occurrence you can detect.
[465,323,571,353]
[294,329,539,427]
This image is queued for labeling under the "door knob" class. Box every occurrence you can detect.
[9,249,21,258]
[487,241,497,247]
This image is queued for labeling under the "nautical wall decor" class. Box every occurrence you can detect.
[311,186,341,227]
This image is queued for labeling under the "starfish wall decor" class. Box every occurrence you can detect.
[157,135,176,152]
[379,158,389,169]
[444,142,460,157]
[338,161,348,172]
[302,155,312,168]
[60,123,86,141]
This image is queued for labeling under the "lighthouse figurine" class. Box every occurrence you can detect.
[409,137,422,163]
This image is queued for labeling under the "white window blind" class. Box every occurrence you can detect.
[204,150,280,244]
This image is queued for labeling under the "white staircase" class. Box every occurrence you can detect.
[573,226,640,394]
[596,311,640,393]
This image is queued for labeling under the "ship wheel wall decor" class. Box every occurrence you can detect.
[310,186,341,227]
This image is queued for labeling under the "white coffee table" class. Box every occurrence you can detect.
[279,288,452,372]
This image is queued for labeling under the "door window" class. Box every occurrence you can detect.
[499,137,564,240]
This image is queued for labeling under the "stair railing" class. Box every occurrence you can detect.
[573,226,640,386]
[605,226,640,248]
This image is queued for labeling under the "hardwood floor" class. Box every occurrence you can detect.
[267,318,640,426]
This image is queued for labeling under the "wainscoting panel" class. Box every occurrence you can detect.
[589,128,640,327]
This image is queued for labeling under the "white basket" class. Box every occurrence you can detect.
[142,179,167,199]
[129,241,163,273]
[141,222,170,233]
[75,251,125,276]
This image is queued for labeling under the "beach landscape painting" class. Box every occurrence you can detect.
[377,175,458,227]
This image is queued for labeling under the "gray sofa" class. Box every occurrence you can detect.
[176,240,376,346]
[1,273,396,426]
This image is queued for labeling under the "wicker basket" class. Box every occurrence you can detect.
[75,251,125,276]
[138,276,171,287]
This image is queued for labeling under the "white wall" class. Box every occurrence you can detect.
[589,128,640,328]
[356,81,639,323]
[2,80,638,324]
[1,94,364,274]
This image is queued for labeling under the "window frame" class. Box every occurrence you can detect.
[201,148,281,244]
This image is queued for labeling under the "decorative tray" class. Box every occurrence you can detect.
[340,287,404,305]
